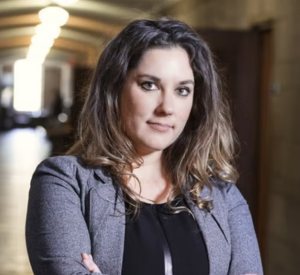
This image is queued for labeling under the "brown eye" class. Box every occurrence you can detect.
[141,82,158,91]
[177,87,190,96]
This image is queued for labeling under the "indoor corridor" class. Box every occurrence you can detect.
[0,128,51,275]
[1,0,300,274]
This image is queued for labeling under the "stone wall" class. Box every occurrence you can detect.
[267,0,300,274]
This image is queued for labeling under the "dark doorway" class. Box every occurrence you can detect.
[197,29,271,264]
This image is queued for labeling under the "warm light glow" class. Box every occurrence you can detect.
[35,24,61,39]
[27,48,50,64]
[53,0,79,5]
[13,59,43,112]
[28,44,50,56]
[27,51,47,64]
[31,35,54,48]
[39,7,69,27]
[27,34,53,64]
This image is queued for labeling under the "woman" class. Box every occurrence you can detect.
[26,18,263,275]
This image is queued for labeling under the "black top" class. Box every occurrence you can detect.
[121,197,209,275]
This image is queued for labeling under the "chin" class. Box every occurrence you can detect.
[141,140,175,153]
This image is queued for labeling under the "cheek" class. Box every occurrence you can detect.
[126,101,147,123]
[177,99,193,124]
[121,93,150,126]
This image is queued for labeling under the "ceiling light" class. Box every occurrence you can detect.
[14,59,43,112]
[27,43,51,64]
[28,44,51,56]
[39,6,69,27]
[35,24,61,39]
[52,0,79,5]
[31,35,54,48]
[27,51,47,64]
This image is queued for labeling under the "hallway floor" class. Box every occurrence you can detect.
[0,128,51,275]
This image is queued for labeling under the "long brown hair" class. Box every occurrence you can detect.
[68,18,239,215]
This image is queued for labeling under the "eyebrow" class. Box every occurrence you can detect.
[136,74,195,85]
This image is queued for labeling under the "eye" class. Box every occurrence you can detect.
[177,87,191,96]
[141,81,158,91]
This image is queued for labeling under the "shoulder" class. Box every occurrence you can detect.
[35,155,108,178]
[209,179,247,212]
[36,155,84,171]
[33,155,86,182]
[31,156,88,193]
[36,156,84,173]
[209,182,263,274]
[32,155,111,192]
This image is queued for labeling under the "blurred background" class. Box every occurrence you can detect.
[0,0,298,274]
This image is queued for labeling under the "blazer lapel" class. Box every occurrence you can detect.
[88,178,125,275]
[90,170,231,275]
[186,186,231,275]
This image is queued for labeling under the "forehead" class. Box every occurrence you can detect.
[130,47,194,80]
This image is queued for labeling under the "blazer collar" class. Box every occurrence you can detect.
[92,171,231,275]
[89,178,125,275]
[186,192,231,274]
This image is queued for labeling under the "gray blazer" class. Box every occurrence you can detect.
[26,155,263,275]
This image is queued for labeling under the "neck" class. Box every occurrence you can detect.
[133,150,165,182]
[127,150,172,203]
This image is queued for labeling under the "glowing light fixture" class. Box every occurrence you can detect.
[35,24,61,39]
[27,54,46,64]
[39,6,69,27]
[14,59,43,112]
[53,0,79,5]
[27,45,50,63]
[29,44,51,55]
[31,35,54,48]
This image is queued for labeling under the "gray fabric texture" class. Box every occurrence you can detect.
[25,155,264,275]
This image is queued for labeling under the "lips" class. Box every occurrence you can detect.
[147,121,173,132]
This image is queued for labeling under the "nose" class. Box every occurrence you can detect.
[155,91,174,116]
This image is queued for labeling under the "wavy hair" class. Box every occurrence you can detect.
[68,18,239,215]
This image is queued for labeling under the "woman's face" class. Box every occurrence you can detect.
[120,47,194,155]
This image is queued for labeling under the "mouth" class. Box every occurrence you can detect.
[147,121,173,132]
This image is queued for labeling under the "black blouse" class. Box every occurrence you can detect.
[121,197,209,275]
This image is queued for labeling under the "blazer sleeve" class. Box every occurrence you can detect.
[226,183,264,275]
[25,157,105,275]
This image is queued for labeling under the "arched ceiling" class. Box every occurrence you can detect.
[0,0,181,66]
